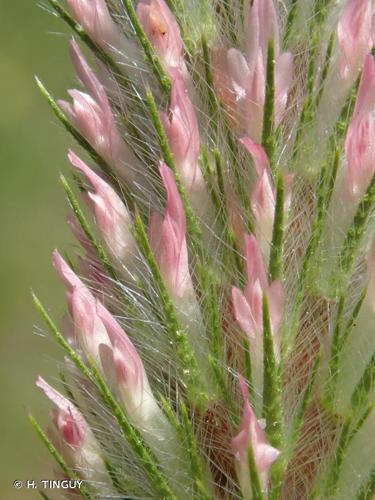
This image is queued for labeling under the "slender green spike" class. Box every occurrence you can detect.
[283,0,298,46]
[315,32,335,108]
[46,0,131,90]
[212,149,244,276]
[262,295,282,448]
[88,361,177,500]
[209,356,237,419]
[35,78,116,180]
[337,172,375,280]
[29,415,94,500]
[351,351,375,414]
[323,417,352,498]
[325,292,346,405]
[180,403,213,499]
[269,174,285,281]
[288,353,321,456]
[322,417,351,491]
[36,79,99,163]
[133,211,208,407]
[120,0,171,93]
[262,39,275,166]
[202,35,219,133]
[356,466,375,500]
[32,293,93,381]
[160,395,213,497]
[348,405,373,446]
[60,175,117,280]
[243,338,254,401]
[145,90,204,256]
[248,445,265,500]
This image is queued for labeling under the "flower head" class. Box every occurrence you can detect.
[137,0,184,73]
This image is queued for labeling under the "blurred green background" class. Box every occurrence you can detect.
[0,1,76,497]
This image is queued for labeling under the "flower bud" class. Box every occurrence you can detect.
[137,0,184,73]
[68,151,136,267]
[149,163,192,300]
[214,0,292,141]
[338,0,372,81]
[232,235,284,360]
[66,0,122,52]
[345,54,375,200]
[36,377,108,483]
[232,377,280,494]
[52,250,111,364]
[59,41,136,181]
[160,72,201,191]
[96,303,161,427]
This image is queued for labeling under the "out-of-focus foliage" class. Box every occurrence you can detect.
[0,2,73,497]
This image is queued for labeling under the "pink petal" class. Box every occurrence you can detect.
[240,138,270,176]
[338,0,372,80]
[244,234,268,289]
[275,52,293,126]
[52,250,82,290]
[232,287,258,337]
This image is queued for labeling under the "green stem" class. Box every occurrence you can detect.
[269,174,285,281]
[262,296,282,447]
[262,39,275,168]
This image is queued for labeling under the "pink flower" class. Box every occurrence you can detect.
[137,0,184,73]
[345,54,375,199]
[214,0,293,141]
[52,250,111,363]
[149,163,192,299]
[160,72,202,192]
[36,377,108,480]
[232,235,284,359]
[240,137,271,176]
[232,377,280,490]
[338,0,372,81]
[59,41,134,179]
[68,151,135,264]
[240,138,294,260]
[66,0,122,51]
[251,169,276,258]
[96,303,161,426]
